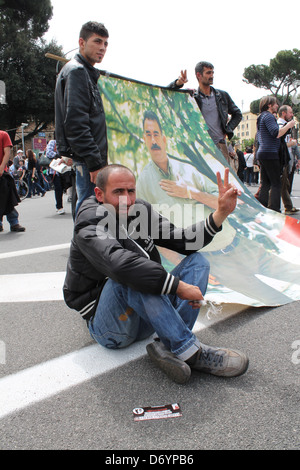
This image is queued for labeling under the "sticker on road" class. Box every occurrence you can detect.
[133,403,182,421]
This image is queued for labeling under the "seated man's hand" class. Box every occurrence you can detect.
[213,168,241,227]
[176,280,204,309]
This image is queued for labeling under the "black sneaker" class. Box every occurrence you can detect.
[10,224,26,232]
[188,342,249,377]
[146,340,191,384]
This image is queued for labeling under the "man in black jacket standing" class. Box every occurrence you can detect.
[169,62,242,172]
[55,21,109,216]
[63,164,249,384]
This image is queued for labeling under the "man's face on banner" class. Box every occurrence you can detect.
[143,119,167,165]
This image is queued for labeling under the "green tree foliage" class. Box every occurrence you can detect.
[244,49,300,120]
[0,0,63,143]
[0,0,53,39]
[243,49,300,101]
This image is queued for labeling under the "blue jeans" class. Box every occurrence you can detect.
[0,208,19,228]
[74,162,95,216]
[88,252,210,361]
[27,173,46,196]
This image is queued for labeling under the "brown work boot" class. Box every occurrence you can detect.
[10,224,26,232]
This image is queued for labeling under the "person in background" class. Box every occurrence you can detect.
[244,146,254,186]
[277,105,299,215]
[235,144,246,183]
[256,96,295,213]
[13,149,23,171]
[46,140,65,215]
[17,159,26,180]
[26,149,46,198]
[0,129,25,232]
[169,62,242,172]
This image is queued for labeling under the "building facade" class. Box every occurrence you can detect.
[234,111,257,147]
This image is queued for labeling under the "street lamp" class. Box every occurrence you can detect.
[21,123,28,155]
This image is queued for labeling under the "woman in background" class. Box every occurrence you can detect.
[26,149,46,198]
[256,96,294,212]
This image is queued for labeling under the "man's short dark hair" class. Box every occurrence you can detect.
[195,61,214,76]
[80,21,109,41]
[278,105,291,117]
[143,111,162,132]
[96,164,135,191]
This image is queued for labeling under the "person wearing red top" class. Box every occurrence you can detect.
[0,130,25,232]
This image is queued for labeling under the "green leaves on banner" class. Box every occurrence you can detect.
[98,75,220,180]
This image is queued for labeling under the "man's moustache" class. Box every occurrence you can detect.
[151,144,161,150]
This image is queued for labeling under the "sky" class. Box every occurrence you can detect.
[44,0,300,112]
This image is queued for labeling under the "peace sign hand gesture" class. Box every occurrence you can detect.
[213,168,241,228]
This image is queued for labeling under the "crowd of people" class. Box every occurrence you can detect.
[0,140,74,234]
[229,101,299,215]
[9,144,73,209]
[9,148,47,197]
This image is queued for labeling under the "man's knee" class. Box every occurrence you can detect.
[188,252,210,270]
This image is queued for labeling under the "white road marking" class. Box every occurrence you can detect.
[0,243,70,259]
[0,243,246,420]
[0,342,148,420]
[0,310,243,420]
[0,272,65,302]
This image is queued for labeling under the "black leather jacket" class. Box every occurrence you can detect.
[169,81,242,141]
[63,196,221,320]
[55,53,108,172]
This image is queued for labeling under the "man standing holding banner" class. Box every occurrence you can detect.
[169,62,242,172]
[55,21,109,216]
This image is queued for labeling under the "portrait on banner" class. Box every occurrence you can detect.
[97,73,300,307]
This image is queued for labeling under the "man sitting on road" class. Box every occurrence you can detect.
[63,164,249,383]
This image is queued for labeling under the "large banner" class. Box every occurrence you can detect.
[98,72,300,307]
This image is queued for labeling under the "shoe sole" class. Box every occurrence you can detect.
[146,343,191,384]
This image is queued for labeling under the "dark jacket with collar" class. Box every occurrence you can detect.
[63,196,221,320]
[0,172,20,219]
[55,53,108,172]
[169,81,242,140]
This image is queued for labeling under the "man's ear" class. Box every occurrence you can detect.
[95,186,104,203]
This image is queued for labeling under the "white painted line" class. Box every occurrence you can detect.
[0,243,70,260]
[0,273,65,302]
[0,306,245,420]
[0,342,148,420]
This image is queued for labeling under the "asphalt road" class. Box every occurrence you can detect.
[0,176,299,452]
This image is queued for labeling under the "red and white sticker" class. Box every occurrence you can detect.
[133,403,182,421]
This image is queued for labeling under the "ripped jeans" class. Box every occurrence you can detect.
[88,252,210,361]
[74,162,95,216]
